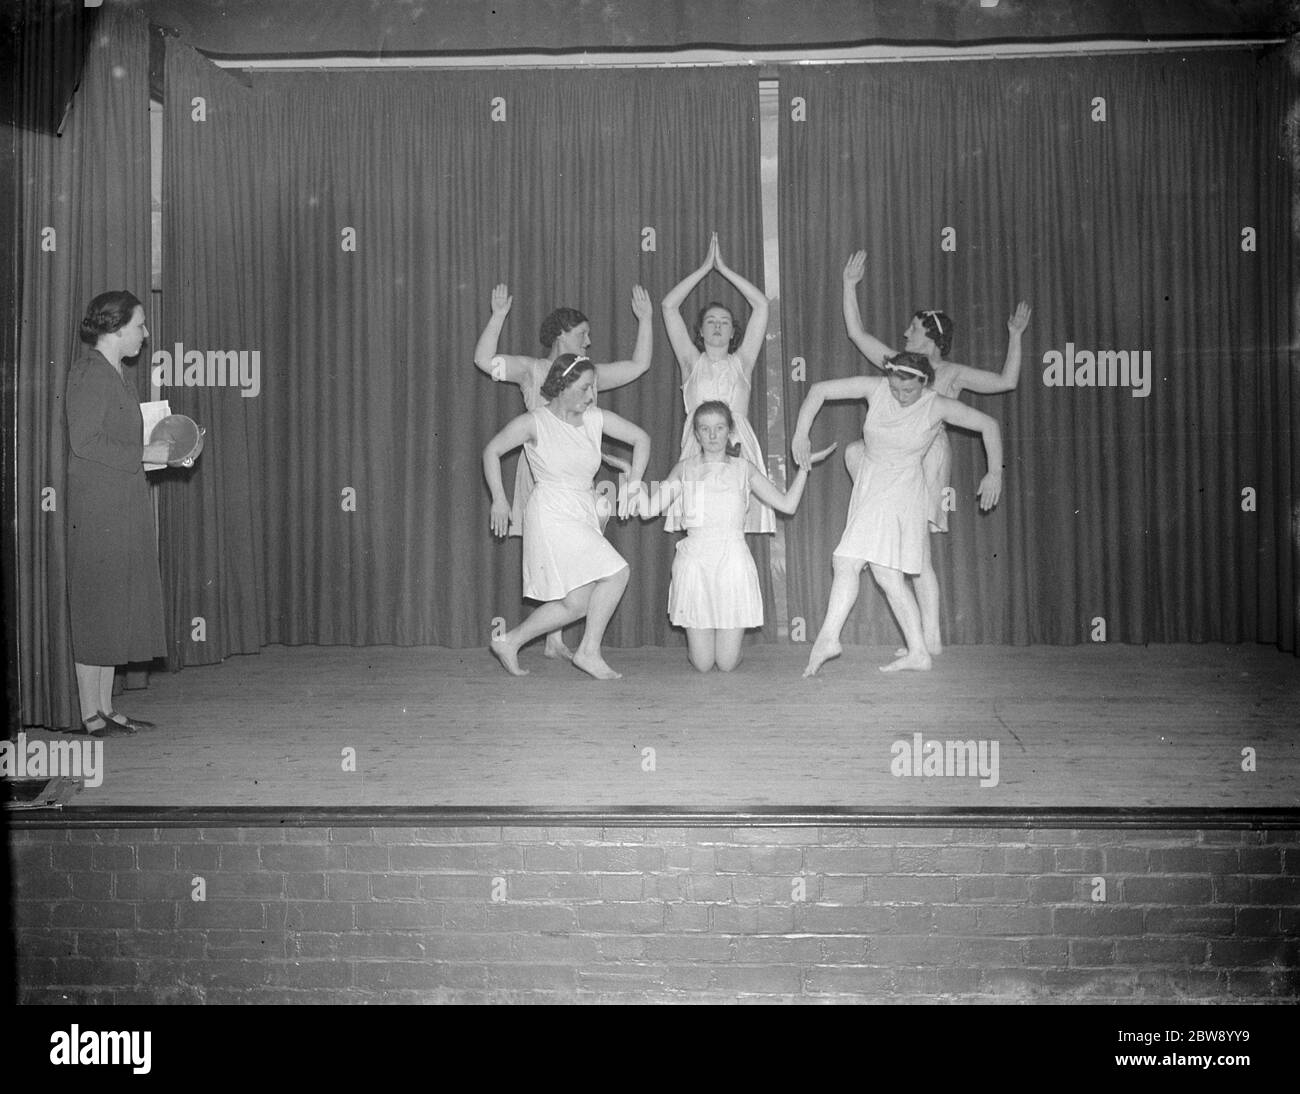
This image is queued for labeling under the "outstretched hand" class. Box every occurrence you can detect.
[618,479,647,520]
[491,283,512,316]
[1008,301,1031,334]
[977,470,1002,510]
[843,250,866,285]
[630,284,652,322]
[807,441,838,466]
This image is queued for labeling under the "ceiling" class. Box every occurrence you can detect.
[129,0,1296,60]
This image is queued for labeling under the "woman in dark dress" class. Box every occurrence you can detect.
[65,291,169,735]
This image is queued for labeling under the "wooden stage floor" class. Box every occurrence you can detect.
[23,642,1299,811]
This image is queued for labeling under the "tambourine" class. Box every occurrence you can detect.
[149,414,206,467]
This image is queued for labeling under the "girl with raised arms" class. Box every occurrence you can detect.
[661,232,775,534]
[791,352,1003,676]
[484,354,650,681]
[841,249,1030,655]
[638,401,835,672]
[475,283,653,660]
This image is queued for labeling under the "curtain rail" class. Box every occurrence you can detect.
[208,38,1287,72]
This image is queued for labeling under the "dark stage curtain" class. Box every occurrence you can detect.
[778,50,1296,651]
[156,63,766,661]
[157,40,265,667]
[15,3,152,728]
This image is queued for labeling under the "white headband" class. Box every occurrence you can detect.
[886,361,929,381]
[921,310,945,336]
[562,355,590,377]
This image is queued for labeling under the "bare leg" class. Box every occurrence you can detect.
[713,628,745,672]
[915,535,942,655]
[804,555,864,677]
[491,587,594,676]
[543,631,574,661]
[896,535,943,657]
[870,562,932,672]
[685,628,716,673]
[573,566,629,680]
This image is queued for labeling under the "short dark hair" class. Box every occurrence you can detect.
[913,309,953,358]
[539,307,588,351]
[80,290,144,345]
[540,353,596,400]
[692,302,743,354]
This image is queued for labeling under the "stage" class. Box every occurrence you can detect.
[24,642,1299,811]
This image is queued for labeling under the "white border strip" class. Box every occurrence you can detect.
[209,38,1285,71]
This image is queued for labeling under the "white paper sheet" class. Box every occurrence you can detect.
[141,400,171,470]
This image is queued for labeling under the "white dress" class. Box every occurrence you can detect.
[668,353,775,534]
[834,388,945,575]
[667,457,764,629]
[507,360,614,535]
[521,406,626,601]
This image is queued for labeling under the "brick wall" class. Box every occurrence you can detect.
[10,824,1298,1003]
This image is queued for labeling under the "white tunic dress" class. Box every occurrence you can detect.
[508,360,614,535]
[668,353,775,534]
[667,457,764,629]
[834,388,944,575]
[521,406,626,601]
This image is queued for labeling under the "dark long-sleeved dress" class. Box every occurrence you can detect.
[65,347,166,665]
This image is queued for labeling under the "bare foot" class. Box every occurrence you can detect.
[880,649,932,672]
[544,635,575,661]
[895,636,942,658]
[489,637,529,676]
[572,649,622,680]
[803,639,842,677]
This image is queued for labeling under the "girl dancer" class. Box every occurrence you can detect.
[841,249,1030,654]
[475,283,653,659]
[484,354,649,681]
[661,233,775,533]
[642,401,834,672]
[792,352,1003,675]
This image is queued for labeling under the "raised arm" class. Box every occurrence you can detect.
[937,399,1003,510]
[661,235,718,377]
[482,413,537,536]
[842,250,895,369]
[947,302,1032,396]
[593,285,654,391]
[746,443,837,515]
[473,284,538,388]
[790,375,880,469]
[713,237,769,372]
